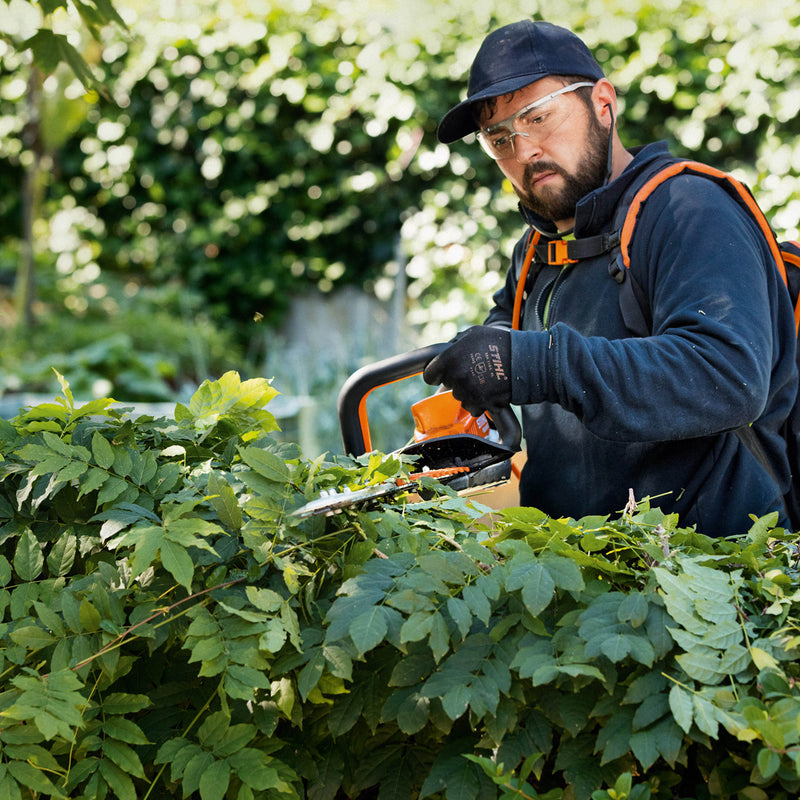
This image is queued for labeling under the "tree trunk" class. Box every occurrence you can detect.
[19,65,43,330]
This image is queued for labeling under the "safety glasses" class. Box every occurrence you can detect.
[476,81,595,160]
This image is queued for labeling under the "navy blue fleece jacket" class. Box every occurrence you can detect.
[485,142,797,536]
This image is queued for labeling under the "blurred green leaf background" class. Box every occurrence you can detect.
[2,0,799,452]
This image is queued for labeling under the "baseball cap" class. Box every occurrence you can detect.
[437,20,605,143]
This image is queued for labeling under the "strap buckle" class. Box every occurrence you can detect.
[547,240,577,265]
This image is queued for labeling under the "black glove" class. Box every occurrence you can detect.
[423,326,512,417]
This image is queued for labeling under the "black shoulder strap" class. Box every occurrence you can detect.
[531,232,619,266]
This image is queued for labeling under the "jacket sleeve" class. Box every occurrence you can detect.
[507,175,794,443]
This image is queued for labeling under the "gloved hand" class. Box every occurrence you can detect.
[423,326,512,417]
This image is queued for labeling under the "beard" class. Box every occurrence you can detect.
[514,110,609,222]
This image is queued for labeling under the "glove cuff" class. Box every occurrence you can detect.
[509,328,552,406]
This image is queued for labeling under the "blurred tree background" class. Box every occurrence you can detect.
[2,0,800,452]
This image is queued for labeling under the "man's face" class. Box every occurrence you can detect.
[480,78,609,228]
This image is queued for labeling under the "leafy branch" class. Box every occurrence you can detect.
[11,0,128,89]
[1,372,800,798]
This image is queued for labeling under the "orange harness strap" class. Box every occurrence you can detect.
[619,161,799,335]
[512,229,540,331]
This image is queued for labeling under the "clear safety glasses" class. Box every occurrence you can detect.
[476,81,595,160]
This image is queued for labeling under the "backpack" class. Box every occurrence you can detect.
[512,160,800,529]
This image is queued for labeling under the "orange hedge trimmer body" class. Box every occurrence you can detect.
[293,344,521,517]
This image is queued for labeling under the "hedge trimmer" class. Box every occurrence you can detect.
[292,343,521,517]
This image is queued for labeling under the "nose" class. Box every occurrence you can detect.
[512,132,542,164]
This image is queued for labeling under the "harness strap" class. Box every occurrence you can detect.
[512,229,540,330]
[619,161,799,336]
[780,241,800,333]
[532,232,620,266]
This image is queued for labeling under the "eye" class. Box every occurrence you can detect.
[519,105,551,127]
[488,131,513,149]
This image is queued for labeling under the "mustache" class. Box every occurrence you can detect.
[523,161,567,182]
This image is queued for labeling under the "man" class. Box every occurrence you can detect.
[423,20,798,536]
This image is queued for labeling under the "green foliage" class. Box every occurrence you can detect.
[1,373,800,798]
[10,0,127,88]
[0,280,245,400]
[4,1,800,397]
[43,0,484,332]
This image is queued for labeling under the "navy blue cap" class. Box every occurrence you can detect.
[437,20,605,143]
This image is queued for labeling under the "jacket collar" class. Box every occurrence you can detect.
[519,141,674,238]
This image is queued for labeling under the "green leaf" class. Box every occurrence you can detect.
[33,600,65,637]
[419,745,480,800]
[675,649,726,685]
[79,599,102,632]
[97,475,130,505]
[9,626,54,649]
[208,471,243,532]
[298,649,325,700]
[214,724,257,758]
[30,454,70,478]
[198,711,230,749]
[13,531,44,581]
[541,552,585,592]
[160,537,195,590]
[618,592,648,627]
[224,665,270,699]
[596,709,633,765]
[757,746,780,780]
[511,642,556,680]
[630,727,660,771]
[113,446,133,477]
[102,739,146,779]
[668,683,694,734]
[78,466,110,499]
[189,373,278,431]
[57,460,88,482]
[493,556,549,614]
[122,524,162,576]
[418,551,471,585]
[99,758,137,800]
[0,769,23,800]
[306,750,344,800]
[653,718,683,767]
[691,693,720,738]
[46,533,77,576]
[0,555,11,587]
[599,633,636,664]
[447,596,472,640]
[349,607,389,655]
[92,431,116,469]
[396,689,431,735]
[429,612,451,662]
[239,447,290,483]
[100,693,151,715]
[327,692,364,737]
[519,563,555,617]
[183,752,216,797]
[441,684,471,720]
[199,758,231,800]
[245,586,284,613]
[164,518,222,550]
[6,761,61,796]
[102,716,149,745]
[462,584,491,625]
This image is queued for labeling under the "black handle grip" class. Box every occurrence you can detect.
[338,344,447,456]
[338,343,522,457]
[486,406,522,453]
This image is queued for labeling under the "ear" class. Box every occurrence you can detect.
[591,79,618,125]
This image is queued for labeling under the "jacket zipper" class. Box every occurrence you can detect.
[540,266,570,329]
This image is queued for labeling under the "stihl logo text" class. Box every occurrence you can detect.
[488,345,507,381]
